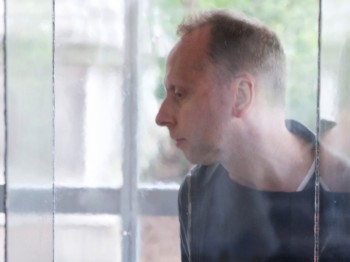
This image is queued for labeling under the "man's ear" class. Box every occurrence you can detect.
[231,74,254,118]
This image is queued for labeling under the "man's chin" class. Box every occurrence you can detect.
[183,151,218,166]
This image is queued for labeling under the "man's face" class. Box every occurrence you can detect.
[155,27,233,164]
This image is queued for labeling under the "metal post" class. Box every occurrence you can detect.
[2,0,7,260]
[121,0,139,261]
[314,0,322,261]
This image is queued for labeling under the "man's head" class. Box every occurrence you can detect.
[177,9,287,104]
[156,9,287,165]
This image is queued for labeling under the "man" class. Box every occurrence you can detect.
[156,9,349,261]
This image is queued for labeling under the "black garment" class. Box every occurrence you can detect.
[319,190,350,261]
[178,120,350,262]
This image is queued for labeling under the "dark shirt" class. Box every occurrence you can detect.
[178,120,350,262]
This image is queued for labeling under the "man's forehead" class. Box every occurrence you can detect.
[167,49,207,72]
[175,26,211,54]
[166,28,212,71]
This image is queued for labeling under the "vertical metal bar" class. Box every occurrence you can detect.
[314,0,322,261]
[2,0,7,259]
[51,0,56,260]
[121,0,139,261]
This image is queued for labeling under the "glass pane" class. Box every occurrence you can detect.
[150,1,318,261]
[55,0,123,188]
[319,0,350,260]
[55,215,121,262]
[55,0,123,261]
[137,2,192,261]
[320,0,350,173]
[138,1,191,185]
[6,0,53,260]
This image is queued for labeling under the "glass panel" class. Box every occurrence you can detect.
[320,0,350,171]
[55,0,123,261]
[55,0,123,188]
[55,215,121,262]
[149,1,318,261]
[319,0,350,260]
[6,0,53,260]
[138,1,190,185]
[137,2,192,261]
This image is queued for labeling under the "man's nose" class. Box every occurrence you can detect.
[155,100,175,127]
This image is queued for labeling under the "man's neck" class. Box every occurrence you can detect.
[221,123,314,192]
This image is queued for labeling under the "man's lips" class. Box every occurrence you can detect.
[175,138,186,147]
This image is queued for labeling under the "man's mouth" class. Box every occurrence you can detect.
[175,138,186,147]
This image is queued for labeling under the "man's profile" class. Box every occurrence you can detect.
[155,9,350,262]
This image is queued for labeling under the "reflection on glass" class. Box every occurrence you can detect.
[7,0,53,260]
[55,215,121,262]
[320,1,350,189]
[138,1,190,185]
[55,0,123,188]
[55,0,123,261]
[320,1,350,167]
[319,1,350,260]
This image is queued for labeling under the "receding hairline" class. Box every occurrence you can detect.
[170,24,231,88]
[177,9,267,37]
[173,9,287,107]
[169,25,213,70]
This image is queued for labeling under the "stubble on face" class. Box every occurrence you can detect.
[165,26,233,165]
